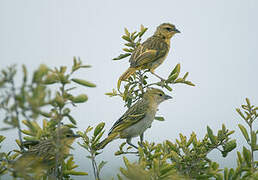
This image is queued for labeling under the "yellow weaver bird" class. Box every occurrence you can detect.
[118,23,180,87]
[13,127,80,178]
[97,88,172,149]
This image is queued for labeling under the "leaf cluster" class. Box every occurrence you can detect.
[0,58,94,179]
[116,124,236,180]
[223,98,258,180]
[78,122,107,180]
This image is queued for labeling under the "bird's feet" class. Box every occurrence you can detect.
[150,71,166,81]
[126,139,138,149]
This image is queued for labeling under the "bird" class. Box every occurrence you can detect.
[97,88,172,149]
[12,126,80,179]
[118,23,180,88]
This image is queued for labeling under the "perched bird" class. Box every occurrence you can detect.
[97,88,172,149]
[12,127,80,178]
[118,23,180,87]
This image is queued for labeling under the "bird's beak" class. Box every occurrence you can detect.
[72,134,81,138]
[173,28,180,33]
[164,95,172,100]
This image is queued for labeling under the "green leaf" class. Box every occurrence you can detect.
[71,78,96,87]
[0,135,5,143]
[154,116,165,121]
[243,146,252,167]
[94,122,105,136]
[164,85,172,91]
[67,114,77,125]
[98,161,107,172]
[223,140,237,152]
[238,124,250,143]
[124,28,130,36]
[122,48,134,52]
[166,72,179,83]
[138,26,148,37]
[251,130,257,149]
[168,63,180,78]
[22,64,27,83]
[63,170,88,176]
[113,53,131,60]
[236,108,246,120]
[207,126,217,144]
[72,94,88,103]
[246,98,251,107]
[122,35,132,42]
[184,81,195,86]
[182,72,189,80]
[186,133,196,147]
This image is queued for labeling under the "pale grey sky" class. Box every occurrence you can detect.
[1,0,258,179]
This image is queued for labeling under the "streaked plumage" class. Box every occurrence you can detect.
[13,127,80,178]
[118,23,180,86]
[97,88,172,149]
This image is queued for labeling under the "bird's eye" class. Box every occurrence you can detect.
[159,93,163,96]
[66,134,71,137]
[166,27,172,32]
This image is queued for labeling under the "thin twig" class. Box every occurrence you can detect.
[10,79,24,152]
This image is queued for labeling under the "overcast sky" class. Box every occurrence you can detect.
[1,0,258,179]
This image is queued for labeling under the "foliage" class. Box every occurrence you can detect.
[222,98,258,180]
[78,122,107,180]
[115,125,236,180]
[0,57,94,179]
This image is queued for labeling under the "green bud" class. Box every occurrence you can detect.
[55,93,65,108]
[44,74,58,84]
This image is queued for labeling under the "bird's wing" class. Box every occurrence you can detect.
[108,99,148,135]
[129,37,168,67]
[22,140,40,149]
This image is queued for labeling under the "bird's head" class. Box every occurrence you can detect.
[55,127,81,154]
[155,23,180,39]
[55,126,81,145]
[144,88,172,104]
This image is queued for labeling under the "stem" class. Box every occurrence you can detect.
[248,108,255,172]
[10,80,24,152]
[91,150,100,180]
[250,123,254,172]
[55,84,65,179]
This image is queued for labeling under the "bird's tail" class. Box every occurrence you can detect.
[96,133,118,150]
[117,68,136,89]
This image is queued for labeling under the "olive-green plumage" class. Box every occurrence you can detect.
[97,88,172,149]
[118,23,180,85]
[13,127,80,178]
